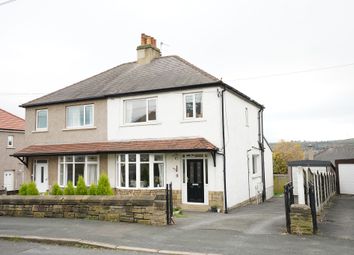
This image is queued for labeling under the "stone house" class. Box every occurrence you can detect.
[0,108,25,191]
[13,34,273,212]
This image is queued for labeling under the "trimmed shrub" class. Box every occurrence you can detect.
[96,174,113,195]
[76,176,87,195]
[50,183,63,195]
[64,181,75,195]
[19,183,28,195]
[26,182,39,195]
[88,183,97,195]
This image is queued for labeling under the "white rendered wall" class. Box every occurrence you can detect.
[107,87,223,148]
[264,141,274,200]
[223,91,263,208]
[291,166,327,195]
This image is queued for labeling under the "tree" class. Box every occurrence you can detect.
[273,140,304,174]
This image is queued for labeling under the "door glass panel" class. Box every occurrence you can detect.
[75,164,85,185]
[41,167,44,183]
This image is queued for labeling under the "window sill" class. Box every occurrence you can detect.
[62,126,96,131]
[115,187,165,190]
[32,130,48,133]
[120,122,161,128]
[6,147,15,149]
[180,118,206,123]
[252,174,261,179]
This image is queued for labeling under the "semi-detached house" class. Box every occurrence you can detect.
[13,34,273,212]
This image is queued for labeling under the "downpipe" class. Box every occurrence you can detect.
[258,109,266,202]
[220,85,228,213]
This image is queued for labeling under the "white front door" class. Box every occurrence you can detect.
[4,170,14,191]
[35,163,48,192]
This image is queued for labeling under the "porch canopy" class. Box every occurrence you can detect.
[12,137,218,166]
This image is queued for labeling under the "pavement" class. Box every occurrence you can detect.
[0,196,354,255]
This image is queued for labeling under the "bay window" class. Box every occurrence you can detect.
[117,154,165,189]
[124,97,157,124]
[58,155,99,186]
[184,93,203,119]
[66,104,94,128]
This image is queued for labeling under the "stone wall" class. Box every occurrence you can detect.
[290,204,313,235]
[208,191,224,211]
[0,195,167,226]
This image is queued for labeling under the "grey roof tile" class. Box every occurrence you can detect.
[22,56,220,107]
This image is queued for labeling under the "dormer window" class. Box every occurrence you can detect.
[124,97,157,124]
[36,109,48,131]
[184,92,203,119]
[66,104,94,129]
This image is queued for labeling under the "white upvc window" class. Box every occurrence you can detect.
[252,154,259,175]
[245,107,249,127]
[184,92,203,119]
[124,97,157,124]
[36,109,48,131]
[7,135,14,148]
[117,153,165,189]
[66,104,94,128]
[58,155,99,186]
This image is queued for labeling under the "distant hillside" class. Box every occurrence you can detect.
[270,138,354,152]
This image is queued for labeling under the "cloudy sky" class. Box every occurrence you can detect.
[1,0,354,142]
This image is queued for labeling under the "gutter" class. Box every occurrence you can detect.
[258,109,266,202]
[221,85,228,213]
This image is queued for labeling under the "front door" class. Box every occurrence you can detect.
[35,162,48,193]
[4,170,14,191]
[187,159,204,203]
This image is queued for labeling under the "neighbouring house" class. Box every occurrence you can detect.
[0,108,25,192]
[13,34,273,212]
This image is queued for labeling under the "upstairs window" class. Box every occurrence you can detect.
[124,98,157,124]
[184,93,203,119]
[66,104,94,128]
[7,135,14,148]
[245,107,249,127]
[36,109,48,131]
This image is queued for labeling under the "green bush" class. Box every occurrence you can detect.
[88,183,97,195]
[19,183,28,195]
[50,183,63,195]
[64,181,75,195]
[26,182,39,195]
[96,174,113,195]
[75,176,87,195]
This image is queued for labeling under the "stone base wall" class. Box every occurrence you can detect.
[208,191,224,211]
[0,195,167,226]
[290,204,313,235]
[172,190,182,208]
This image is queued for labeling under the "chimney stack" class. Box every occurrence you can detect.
[137,33,161,64]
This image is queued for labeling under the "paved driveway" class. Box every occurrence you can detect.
[0,196,354,255]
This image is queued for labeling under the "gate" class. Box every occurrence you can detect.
[166,182,174,225]
[284,182,294,233]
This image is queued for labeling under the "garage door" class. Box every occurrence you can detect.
[338,164,354,194]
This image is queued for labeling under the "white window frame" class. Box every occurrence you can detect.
[7,135,14,148]
[58,155,100,187]
[36,109,48,131]
[66,104,94,129]
[183,92,203,119]
[116,153,165,189]
[123,97,157,125]
[245,107,249,127]
[252,154,259,175]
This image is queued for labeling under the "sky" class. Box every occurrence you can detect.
[1,0,354,143]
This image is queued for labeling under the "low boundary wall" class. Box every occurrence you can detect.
[0,195,167,226]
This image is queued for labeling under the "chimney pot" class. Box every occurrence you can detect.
[137,33,161,64]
